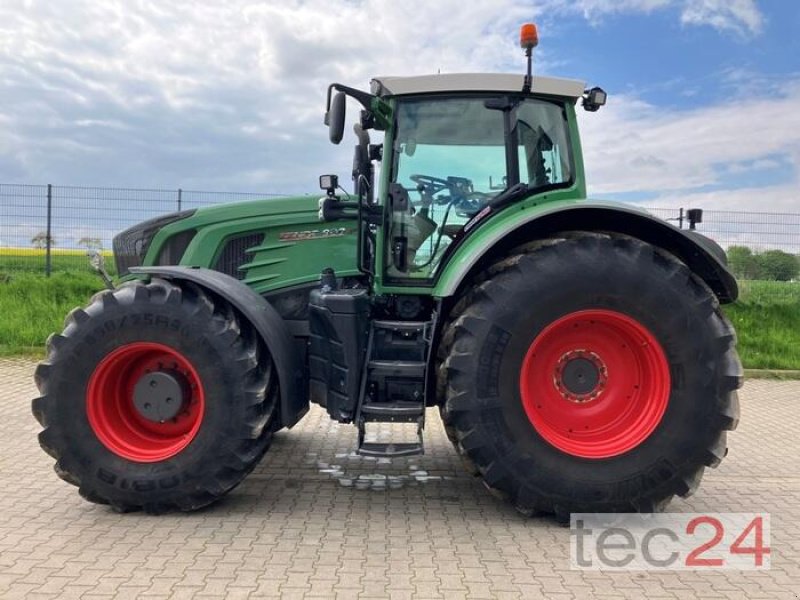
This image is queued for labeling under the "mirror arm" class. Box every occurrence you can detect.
[325,83,376,115]
[325,83,391,132]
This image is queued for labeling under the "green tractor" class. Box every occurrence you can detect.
[33,26,741,517]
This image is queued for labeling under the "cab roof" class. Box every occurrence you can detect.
[370,73,586,99]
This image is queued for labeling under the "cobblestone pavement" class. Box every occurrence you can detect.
[1,357,798,599]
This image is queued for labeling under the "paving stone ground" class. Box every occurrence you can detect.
[1,357,798,599]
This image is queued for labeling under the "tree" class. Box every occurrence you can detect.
[78,237,103,250]
[755,250,799,282]
[31,231,55,249]
[726,245,761,280]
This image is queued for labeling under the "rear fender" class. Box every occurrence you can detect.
[435,202,738,303]
[130,266,308,428]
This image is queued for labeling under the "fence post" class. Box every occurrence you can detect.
[45,184,53,277]
[677,207,684,230]
[178,188,182,212]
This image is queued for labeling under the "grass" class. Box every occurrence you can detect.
[737,279,799,304]
[723,302,800,371]
[0,273,106,356]
[721,279,800,370]
[0,271,798,370]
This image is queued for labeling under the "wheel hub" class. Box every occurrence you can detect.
[554,350,607,403]
[519,309,670,459]
[87,342,205,463]
[133,371,187,423]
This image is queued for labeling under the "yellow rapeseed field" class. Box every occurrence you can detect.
[0,247,113,257]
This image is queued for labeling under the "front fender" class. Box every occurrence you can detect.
[130,266,309,428]
[434,200,738,303]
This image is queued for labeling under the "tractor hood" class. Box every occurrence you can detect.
[191,194,320,222]
[116,193,360,293]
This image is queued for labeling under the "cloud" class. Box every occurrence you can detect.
[0,0,541,192]
[0,0,777,204]
[578,77,800,211]
[681,0,764,37]
[550,0,764,36]
[639,183,800,213]
[636,185,800,252]
[569,0,673,22]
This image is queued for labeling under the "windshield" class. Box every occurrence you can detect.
[388,96,573,279]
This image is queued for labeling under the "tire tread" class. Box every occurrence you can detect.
[33,278,278,513]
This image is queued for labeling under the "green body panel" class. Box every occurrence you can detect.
[142,190,733,303]
[144,196,359,295]
[430,198,666,297]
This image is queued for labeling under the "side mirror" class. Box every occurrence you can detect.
[327,91,346,144]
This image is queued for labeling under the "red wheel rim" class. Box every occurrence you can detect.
[520,309,670,459]
[87,342,205,462]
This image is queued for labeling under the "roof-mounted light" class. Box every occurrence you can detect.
[520,23,539,49]
[520,23,539,94]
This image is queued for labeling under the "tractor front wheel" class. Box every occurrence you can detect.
[32,279,277,513]
[438,233,742,518]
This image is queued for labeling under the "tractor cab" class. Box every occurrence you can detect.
[375,75,584,280]
[320,25,607,290]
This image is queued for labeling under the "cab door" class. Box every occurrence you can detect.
[380,95,576,287]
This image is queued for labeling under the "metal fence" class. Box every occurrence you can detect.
[645,207,800,255]
[0,183,291,276]
[644,207,800,302]
[1,183,798,301]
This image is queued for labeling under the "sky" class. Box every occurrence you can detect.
[0,0,799,213]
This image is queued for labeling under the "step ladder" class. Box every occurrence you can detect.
[356,320,430,458]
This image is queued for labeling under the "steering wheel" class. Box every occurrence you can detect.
[409,174,450,196]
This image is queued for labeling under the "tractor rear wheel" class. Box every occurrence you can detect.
[438,233,741,518]
[32,278,277,513]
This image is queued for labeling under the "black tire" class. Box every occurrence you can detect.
[32,278,278,513]
[437,232,741,518]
